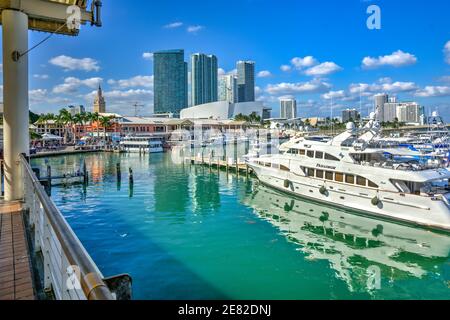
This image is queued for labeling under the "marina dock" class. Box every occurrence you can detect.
[185,155,253,176]
[0,201,35,300]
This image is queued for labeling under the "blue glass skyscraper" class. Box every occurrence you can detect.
[153,49,188,115]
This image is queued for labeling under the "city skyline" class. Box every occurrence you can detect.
[3,0,450,120]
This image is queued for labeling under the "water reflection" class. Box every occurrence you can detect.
[243,184,450,293]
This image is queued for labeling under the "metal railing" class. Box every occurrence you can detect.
[20,154,117,300]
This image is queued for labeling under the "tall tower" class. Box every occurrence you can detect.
[237,61,255,103]
[153,49,188,115]
[280,98,297,119]
[93,85,106,113]
[191,53,218,106]
[219,74,238,103]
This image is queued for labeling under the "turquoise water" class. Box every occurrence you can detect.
[32,152,450,300]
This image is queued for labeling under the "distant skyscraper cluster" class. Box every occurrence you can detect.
[152,50,256,116]
[375,93,424,124]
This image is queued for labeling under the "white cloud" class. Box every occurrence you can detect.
[53,77,102,94]
[280,65,291,72]
[415,86,450,97]
[349,79,417,95]
[381,81,417,93]
[291,56,318,69]
[266,79,332,95]
[444,41,450,65]
[164,22,183,29]
[29,89,48,102]
[142,52,153,60]
[322,90,346,100]
[257,70,272,78]
[49,55,100,72]
[362,50,417,69]
[187,25,204,33]
[304,62,342,76]
[33,74,49,80]
[108,75,153,88]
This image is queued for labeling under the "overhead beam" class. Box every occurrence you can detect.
[0,0,94,35]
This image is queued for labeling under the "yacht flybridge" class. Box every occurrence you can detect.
[247,118,450,231]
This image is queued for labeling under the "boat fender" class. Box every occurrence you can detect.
[319,186,327,195]
[284,179,290,188]
[371,196,380,206]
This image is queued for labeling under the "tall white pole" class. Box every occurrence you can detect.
[2,10,29,201]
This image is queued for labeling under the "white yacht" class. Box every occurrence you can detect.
[247,121,450,231]
[120,135,164,153]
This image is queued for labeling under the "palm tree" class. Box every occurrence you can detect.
[57,109,74,144]
[91,112,101,139]
[73,112,86,142]
[37,113,55,134]
[99,116,113,143]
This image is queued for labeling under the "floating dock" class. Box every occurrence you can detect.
[185,155,254,176]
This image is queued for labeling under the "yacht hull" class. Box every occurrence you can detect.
[250,164,450,232]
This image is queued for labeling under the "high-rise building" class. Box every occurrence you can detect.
[396,102,424,124]
[93,85,106,113]
[280,98,297,119]
[153,49,188,115]
[342,109,360,123]
[69,105,85,116]
[218,74,238,103]
[381,102,398,122]
[191,53,218,106]
[374,93,389,121]
[237,61,255,102]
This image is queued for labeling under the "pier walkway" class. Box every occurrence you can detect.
[0,201,35,300]
[185,155,253,176]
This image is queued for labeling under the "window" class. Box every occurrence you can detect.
[316,170,324,179]
[291,149,299,155]
[356,176,366,186]
[325,153,340,161]
[368,180,379,188]
[345,175,355,184]
[280,165,290,172]
[335,173,344,182]
[325,171,334,180]
[265,163,271,167]
[299,149,306,156]
[307,150,314,158]
[315,151,324,159]
[308,168,315,177]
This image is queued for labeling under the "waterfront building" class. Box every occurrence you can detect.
[396,102,424,125]
[154,49,188,115]
[237,61,255,102]
[342,109,360,123]
[93,85,106,113]
[218,74,238,103]
[180,101,271,120]
[191,53,218,106]
[280,98,297,120]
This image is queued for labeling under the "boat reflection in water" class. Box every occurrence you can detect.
[243,184,450,293]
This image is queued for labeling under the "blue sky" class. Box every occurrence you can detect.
[2,0,450,120]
